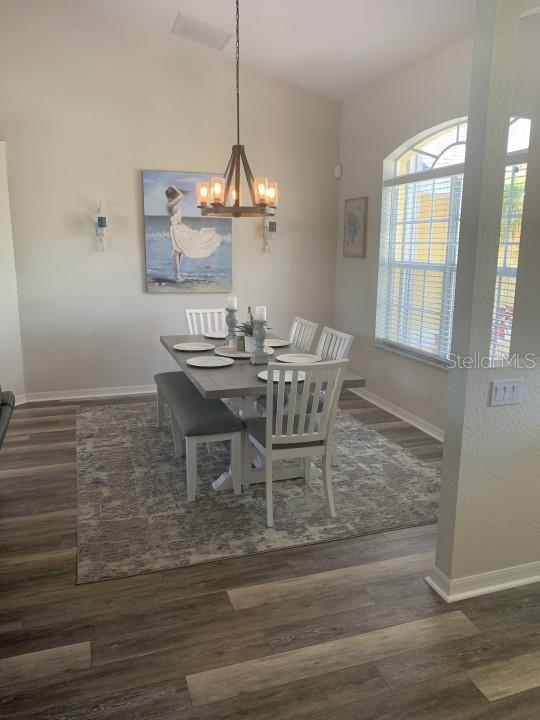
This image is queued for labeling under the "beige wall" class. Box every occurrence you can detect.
[0,0,339,394]
[0,142,25,399]
[335,37,474,431]
[335,26,539,432]
[434,2,540,586]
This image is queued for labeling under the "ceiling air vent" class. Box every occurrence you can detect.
[171,12,231,52]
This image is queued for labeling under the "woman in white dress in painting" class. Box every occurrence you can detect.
[165,186,222,282]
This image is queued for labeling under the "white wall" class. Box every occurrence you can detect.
[0,142,25,400]
[335,25,540,432]
[432,2,540,593]
[0,0,340,394]
[334,37,474,431]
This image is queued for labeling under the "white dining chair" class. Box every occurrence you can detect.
[315,326,354,360]
[185,308,227,335]
[243,359,348,527]
[289,317,319,352]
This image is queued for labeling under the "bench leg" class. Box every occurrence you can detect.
[171,418,185,458]
[156,390,165,428]
[231,433,241,496]
[186,436,197,503]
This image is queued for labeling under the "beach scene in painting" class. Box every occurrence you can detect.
[143,170,232,293]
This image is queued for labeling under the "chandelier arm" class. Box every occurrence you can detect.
[223,147,237,204]
[223,149,234,181]
[240,146,257,205]
[234,145,242,207]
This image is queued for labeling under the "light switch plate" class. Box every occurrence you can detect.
[489,379,523,407]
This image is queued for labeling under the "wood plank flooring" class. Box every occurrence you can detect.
[0,391,539,718]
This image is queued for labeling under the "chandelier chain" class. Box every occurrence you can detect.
[236,0,240,145]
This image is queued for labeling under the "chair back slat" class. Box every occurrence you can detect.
[316,326,353,360]
[185,308,226,335]
[289,317,319,352]
[295,366,312,437]
[266,360,348,447]
[275,373,287,435]
[307,372,324,434]
[286,371,300,435]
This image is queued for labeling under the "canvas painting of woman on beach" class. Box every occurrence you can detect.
[143,170,232,293]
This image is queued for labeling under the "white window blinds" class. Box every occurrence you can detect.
[376,118,529,365]
[376,174,462,362]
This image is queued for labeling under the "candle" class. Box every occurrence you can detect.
[253,305,266,321]
[254,177,268,204]
[210,177,225,204]
[267,181,278,207]
[226,296,238,310]
[195,182,210,206]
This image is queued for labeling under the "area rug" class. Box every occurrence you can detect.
[76,402,440,583]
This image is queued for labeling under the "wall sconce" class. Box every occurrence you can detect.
[95,201,107,251]
[262,217,277,254]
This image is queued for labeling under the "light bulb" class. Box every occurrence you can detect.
[267,182,278,207]
[196,182,210,206]
[255,177,268,204]
[210,177,225,204]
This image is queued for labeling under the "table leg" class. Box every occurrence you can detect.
[211,397,321,492]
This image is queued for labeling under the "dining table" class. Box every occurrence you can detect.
[160,333,366,490]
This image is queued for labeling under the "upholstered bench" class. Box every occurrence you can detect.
[154,372,243,502]
[0,387,15,451]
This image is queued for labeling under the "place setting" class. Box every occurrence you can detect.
[173,341,216,352]
[174,301,282,369]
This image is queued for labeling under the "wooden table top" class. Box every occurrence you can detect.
[160,334,365,400]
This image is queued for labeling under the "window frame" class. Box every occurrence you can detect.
[376,117,529,368]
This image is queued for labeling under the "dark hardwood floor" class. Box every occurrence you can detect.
[1,391,539,718]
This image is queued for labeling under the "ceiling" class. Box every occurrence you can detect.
[91,0,475,101]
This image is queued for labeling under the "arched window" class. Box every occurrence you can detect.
[376,117,530,364]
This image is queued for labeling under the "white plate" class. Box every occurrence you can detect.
[265,338,290,348]
[173,342,215,352]
[276,353,322,364]
[204,331,228,339]
[258,369,306,383]
[187,356,234,368]
[215,346,251,359]
[214,346,275,358]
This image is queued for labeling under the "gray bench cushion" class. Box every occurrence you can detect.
[0,389,15,450]
[155,372,243,437]
[245,417,324,450]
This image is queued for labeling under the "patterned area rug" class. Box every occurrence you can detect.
[76,402,440,583]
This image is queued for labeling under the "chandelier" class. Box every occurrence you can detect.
[195,0,278,218]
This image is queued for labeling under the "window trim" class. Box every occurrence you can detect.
[374,339,450,370]
[376,115,529,365]
[383,149,528,189]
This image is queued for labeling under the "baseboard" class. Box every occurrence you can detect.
[425,560,540,602]
[351,388,445,442]
[22,384,156,403]
[15,393,27,406]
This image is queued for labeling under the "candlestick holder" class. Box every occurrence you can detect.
[250,320,269,365]
[225,308,238,347]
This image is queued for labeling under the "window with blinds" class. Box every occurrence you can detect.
[376,118,530,365]
[490,163,527,361]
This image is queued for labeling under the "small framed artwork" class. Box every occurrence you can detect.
[343,196,368,258]
[143,170,232,293]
